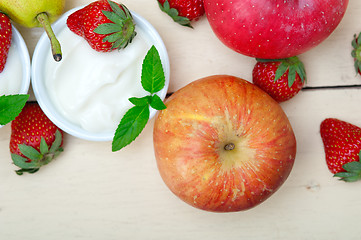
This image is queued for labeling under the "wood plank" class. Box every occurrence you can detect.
[1,0,361,239]
[0,86,360,240]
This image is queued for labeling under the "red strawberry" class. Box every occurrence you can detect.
[351,32,361,75]
[252,56,306,102]
[0,13,12,73]
[66,0,136,52]
[158,0,205,28]
[10,102,64,175]
[320,118,361,182]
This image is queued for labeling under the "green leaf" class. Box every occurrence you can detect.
[150,94,167,110]
[0,94,29,125]
[351,49,356,58]
[158,0,192,28]
[49,129,63,153]
[108,1,129,19]
[352,34,358,48]
[103,10,125,24]
[334,172,361,182]
[295,61,306,82]
[354,61,359,74]
[112,105,150,152]
[39,137,49,155]
[11,154,37,169]
[141,45,165,94]
[342,161,361,173]
[94,23,121,35]
[18,144,42,161]
[15,168,39,175]
[129,96,151,106]
[274,62,288,81]
[334,153,361,182]
[103,32,123,43]
[287,66,296,88]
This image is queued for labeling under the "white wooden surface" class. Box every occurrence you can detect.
[1,0,361,239]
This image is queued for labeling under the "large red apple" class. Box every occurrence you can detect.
[153,75,296,212]
[204,0,349,59]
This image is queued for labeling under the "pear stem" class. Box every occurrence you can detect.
[37,13,62,62]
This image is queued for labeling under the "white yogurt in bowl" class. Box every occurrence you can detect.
[0,26,31,95]
[32,7,170,141]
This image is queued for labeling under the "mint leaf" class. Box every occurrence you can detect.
[150,94,166,110]
[112,46,167,152]
[129,96,151,106]
[0,94,29,125]
[141,45,165,94]
[112,105,150,152]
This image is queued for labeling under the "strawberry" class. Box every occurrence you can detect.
[252,56,306,102]
[320,118,361,182]
[66,0,136,52]
[0,12,12,73]
[351,32,361,75]
[158,0,205,28]
[10,102,64,175]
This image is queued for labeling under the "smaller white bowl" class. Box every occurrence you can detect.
[32,7,170,141]
[13,26,31,95]
[0,25,31,128]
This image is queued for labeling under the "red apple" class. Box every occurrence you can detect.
[153,75,296,212]
[204,0,349,59]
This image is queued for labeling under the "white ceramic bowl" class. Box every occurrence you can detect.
[32,7,170,141]
[0,25,31,128]
[13,26,31,95]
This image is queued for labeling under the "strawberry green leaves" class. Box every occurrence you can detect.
[256,56,306,88]
[334,151,361,182]
[0,94,29,125]
[351,32,361,75]
[112,45,166,152]
[158,0,192,28]
[93,0,136,49]
[11,129,63,175]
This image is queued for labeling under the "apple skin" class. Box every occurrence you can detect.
[204,0,349,59]
[0,0,65,28]
[153,75,296,212]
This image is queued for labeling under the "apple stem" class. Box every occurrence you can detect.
[224,143,235,151]
[37,12,62,62]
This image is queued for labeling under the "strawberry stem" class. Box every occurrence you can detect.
[37,12,62,62]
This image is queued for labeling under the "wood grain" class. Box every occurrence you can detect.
[1,0,361,239]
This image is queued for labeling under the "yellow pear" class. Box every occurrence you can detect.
[0,0,65,61]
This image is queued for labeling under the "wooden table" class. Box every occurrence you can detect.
[1,0,361,239]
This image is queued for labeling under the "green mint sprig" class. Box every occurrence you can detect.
[112,45,166,152]
[0,94,29,125]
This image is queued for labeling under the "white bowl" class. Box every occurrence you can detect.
[13,26,31,95]
[31,7,170,141]
[0,25,31,128]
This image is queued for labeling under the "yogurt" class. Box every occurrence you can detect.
[0,40,23,95]
[44,26,152,134]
